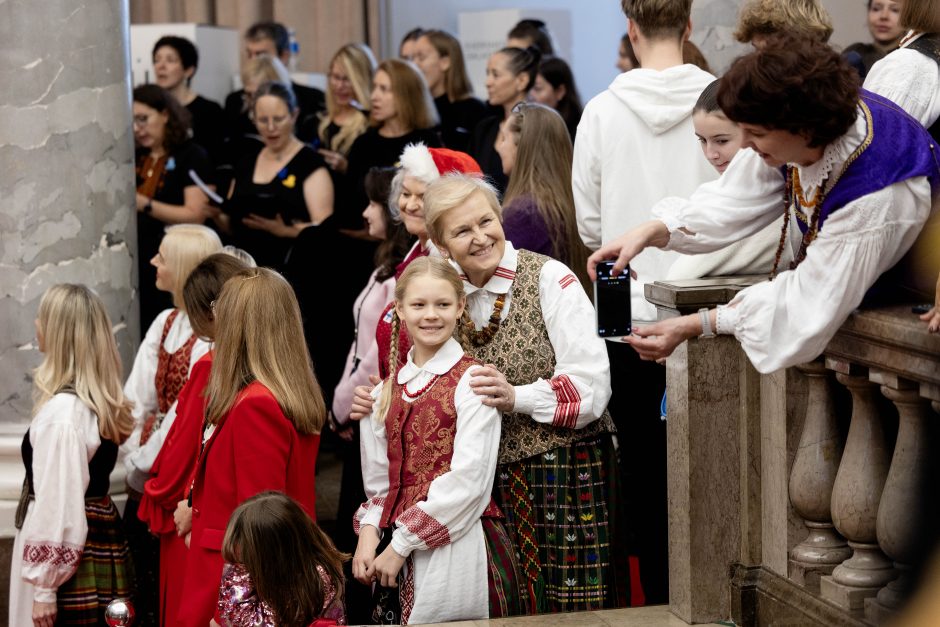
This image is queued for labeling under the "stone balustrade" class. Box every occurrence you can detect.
[647,278,940,626]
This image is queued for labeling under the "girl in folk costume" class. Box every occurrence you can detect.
[122,223,221,625]
[178,268,324,627]
[353,257,524,624]
[136,253,249,626]
[374,144,482,378]
[218,492,348,627]
[10,284,135,626]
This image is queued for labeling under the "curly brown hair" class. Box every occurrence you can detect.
[734,0,832,43]
[717,35,859,148]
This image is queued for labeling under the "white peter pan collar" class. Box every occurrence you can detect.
[397,337,465,384]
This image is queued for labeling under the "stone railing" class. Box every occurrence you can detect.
[647,277,940,626]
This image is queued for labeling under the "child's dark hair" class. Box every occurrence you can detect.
[507,19,555,55]
[497,46,542,92]
[222,492,348,627]
[365,167,413,282]
[693,79,722,115]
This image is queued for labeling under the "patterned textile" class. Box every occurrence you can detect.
[469,250,616,465]
[506,464,545,614]
[217,562,346,626]
[141,308,196,445]
[495,435,628,612]
[55,497,133,625]
[481,517,529,618]
[379,355,500,527]
[371,518,525,624]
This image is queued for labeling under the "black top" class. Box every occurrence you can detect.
[468,115,508,195]
[186,95,225,170]
[226,145,327,269]
[22,423,118,499]
[136,141,213,328]
[434,95,486,152]
[341,127,442,230]
[222,82,326,166]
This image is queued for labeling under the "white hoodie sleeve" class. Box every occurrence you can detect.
[572,102,604,251]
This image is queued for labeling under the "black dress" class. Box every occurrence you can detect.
[185,95,225,172]
[341,127,442,230]
[468,114,508,194]
[434,94,486,152]
[226,145,327,271]
[136,141,213,330]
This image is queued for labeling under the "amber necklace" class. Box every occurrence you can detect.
[464,293,506,347]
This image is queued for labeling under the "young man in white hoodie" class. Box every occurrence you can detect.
[572,0,716,605]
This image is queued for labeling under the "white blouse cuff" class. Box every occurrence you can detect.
[716,304,738,336]
[34,586,57,604]
[512,385,537,415]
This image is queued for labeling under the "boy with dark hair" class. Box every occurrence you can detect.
[573,0,717,604]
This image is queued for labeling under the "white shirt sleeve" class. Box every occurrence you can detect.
[121,310,170,455]
[511,260,612,429]
[572,104,603,251]
[390,366,501,557]
[354,383,390,536]
[717,177,933,373]
[653,149,787,254]
[865,48,940,127]
[20,395,97,603]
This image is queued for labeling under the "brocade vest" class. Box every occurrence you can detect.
[470,250,616,465]
[379,354,501,527]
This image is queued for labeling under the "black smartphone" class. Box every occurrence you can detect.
[594,261,632,337]
[912,303,932,314]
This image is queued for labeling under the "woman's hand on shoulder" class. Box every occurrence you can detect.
[349,375,381,421]
[469,364,515,412]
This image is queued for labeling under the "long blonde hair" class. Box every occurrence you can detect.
[502,103,591,292]
[376,257,466,420]
[160,224,222,309]
[33,284,134,444]
[204,268,325,434]
[319,43,376,155]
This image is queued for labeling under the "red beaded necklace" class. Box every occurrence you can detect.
[401,374,441,400]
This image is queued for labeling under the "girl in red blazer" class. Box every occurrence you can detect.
[176,267,326,627]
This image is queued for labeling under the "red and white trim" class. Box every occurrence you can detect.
[558,273,577,290]
[493,267,516,281]
[23,541,82,570]
[353,496,386,535]
[549,375,581,429]
[398,506,451,548]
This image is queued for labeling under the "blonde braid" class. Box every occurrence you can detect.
[376,311,401,422]
[456,311,474,352]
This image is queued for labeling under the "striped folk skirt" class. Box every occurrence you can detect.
[57,496,134,624]
[495,434,631,613]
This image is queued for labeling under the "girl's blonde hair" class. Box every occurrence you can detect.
[319,43,376,155]
[222,491,348,627]
[204,268,325,433]
[419,30,474,102]
[423,174,503,247]
[33,284,134,444]
[373,59,439,132]
[160,224,222,309]
[502,103,591,293]
[376,257,466,420]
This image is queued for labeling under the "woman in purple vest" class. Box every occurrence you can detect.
[588,34,939,374]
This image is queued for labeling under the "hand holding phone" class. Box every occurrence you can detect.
[594,261,632,337]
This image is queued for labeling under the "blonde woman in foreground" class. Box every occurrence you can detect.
[10,284,135,626]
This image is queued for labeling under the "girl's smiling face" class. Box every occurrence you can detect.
[693,110,743,174]
[395,274,465,357]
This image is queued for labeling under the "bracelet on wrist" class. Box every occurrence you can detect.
[698,308,715,339]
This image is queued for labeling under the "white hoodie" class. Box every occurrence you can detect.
[573,64,717,322]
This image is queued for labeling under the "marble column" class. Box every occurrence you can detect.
[0,0,137,617]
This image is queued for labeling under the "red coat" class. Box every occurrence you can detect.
[139,351,213,625]
[176,381,320,627]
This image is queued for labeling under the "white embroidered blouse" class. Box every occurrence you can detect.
[652,105,933,373]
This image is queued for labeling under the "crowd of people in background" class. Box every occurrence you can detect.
[13,0,940,625]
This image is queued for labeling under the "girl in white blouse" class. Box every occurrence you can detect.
[11,284,135,626]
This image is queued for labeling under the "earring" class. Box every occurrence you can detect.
[440,251,449,259]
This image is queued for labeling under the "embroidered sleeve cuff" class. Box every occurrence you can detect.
[397,506,451,550]
[716,305,737,335]
[549,375,581,429]
[34,587,57,604]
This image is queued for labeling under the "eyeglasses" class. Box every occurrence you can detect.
[328,72,351,86]
[252,114,291,130]
[133,114,152,128]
